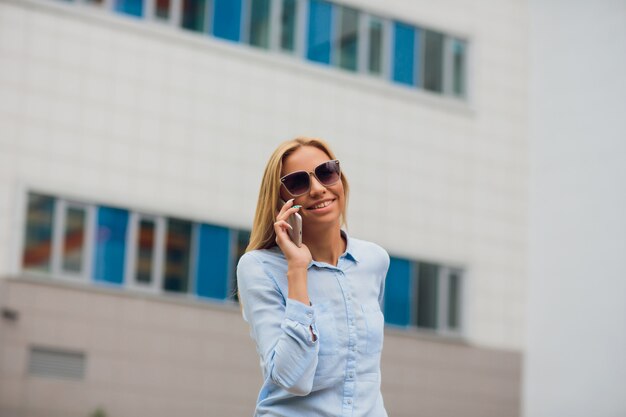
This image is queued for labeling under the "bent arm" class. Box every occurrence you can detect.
[237,253,319,396]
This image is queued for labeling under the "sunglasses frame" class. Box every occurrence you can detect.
[280,159,341,197]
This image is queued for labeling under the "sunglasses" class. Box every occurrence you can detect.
[280,160,341,197]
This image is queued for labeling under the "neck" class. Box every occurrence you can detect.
[303,222,346,266]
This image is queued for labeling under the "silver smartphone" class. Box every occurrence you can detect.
[279,199,302,247]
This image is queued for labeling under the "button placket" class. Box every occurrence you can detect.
[336,269,356,416]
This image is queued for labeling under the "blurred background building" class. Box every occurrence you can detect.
[0,0,623,416]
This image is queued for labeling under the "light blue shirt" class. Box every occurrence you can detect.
[237,230,390,417]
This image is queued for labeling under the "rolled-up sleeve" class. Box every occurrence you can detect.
[378,249,391,310]
[237,252,319,396]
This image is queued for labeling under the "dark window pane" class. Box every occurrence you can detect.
[136,219,155,284]
[249,0,271,48]
[62,207,86,273]
[231,230,250,302]
[416,262,438,329]
[94,207,129,285]
[22,193,55,272]
[163,219,192,293]
[181,0,207,32]
[213,0,242,42]
[307,0,332,64]
[424,30,444,93]
[337,6,359,71]
[448,271,460,329]
[392,22,415,86]
[383,257,412,326]
[452,38,467,97]
[280,0,297,52]
[368,18,383,75]
[155,0,170,19]
[114,0,144,17]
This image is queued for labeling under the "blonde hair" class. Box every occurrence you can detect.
[246,137,349,252]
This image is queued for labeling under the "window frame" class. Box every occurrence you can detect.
[124,212,166,294]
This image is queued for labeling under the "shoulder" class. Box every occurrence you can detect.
[237,247,288,281]
[348,236,390,271]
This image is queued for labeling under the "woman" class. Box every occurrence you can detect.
[237,137,390,417]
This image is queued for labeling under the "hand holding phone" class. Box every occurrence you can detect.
[279,199,302,247]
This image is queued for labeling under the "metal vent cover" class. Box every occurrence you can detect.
[28,346,86,380]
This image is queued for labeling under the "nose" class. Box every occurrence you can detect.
[308,173,327,196]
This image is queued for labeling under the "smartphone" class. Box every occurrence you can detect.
[279,199,302,247]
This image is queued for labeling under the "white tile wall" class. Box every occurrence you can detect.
[0,0,528,350]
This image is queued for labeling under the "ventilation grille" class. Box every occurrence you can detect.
[28,346,86,380]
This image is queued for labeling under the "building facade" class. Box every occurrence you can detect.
[0,0,527,415]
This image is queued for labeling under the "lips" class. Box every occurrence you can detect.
[306,199,335,210]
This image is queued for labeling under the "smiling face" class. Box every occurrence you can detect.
[280,145,345,231]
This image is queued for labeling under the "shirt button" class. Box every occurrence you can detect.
[307,312,313,317]
[349,372,354,378]
[347,399,352,404]
[351,346,356,351]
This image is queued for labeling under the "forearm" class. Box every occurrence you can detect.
[287,267,309,304]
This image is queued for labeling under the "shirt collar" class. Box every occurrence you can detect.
[340,229,359,263]
[308,229,359,269]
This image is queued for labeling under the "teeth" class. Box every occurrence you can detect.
[312,200,332,209]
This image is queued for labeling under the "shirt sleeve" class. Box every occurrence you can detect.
[378,248,391,310]
[236,252,319,396]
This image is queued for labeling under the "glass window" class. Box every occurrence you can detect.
[249,0,271,48]
[392,22,416,86]
[367,17,384,75]
[424,30,444,93]
[452,38,467,98]
[114,0,144,17]
[213,0,242,42]
[22,193,55,273]
[230,230,250,302]
[195,224,231,300]
[448,270,461,330]
[383,257,412,326]
[94,207,129,285]
[155,0,170,20]
[416,262,438,329]
[62,207,86,274]
[306,0,333,65]
[163,219,192,293]
[336,6,359,71]
[280,0,297,52]
[181,0,207,32]
[135,219,156,285]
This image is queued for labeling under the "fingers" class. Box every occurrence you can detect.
[276,199,302,222]
[274,219,293,246]
[276,198,295,219]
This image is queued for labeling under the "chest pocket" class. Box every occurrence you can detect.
[314,302,338,355]
[362,303,385,354]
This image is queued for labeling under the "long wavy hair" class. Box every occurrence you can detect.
[246,137,349,252]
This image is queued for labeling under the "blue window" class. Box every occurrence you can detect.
[392,22,419,86]
[114,0,144,17]
[195,224,232,300]
[93,207,129,285]
[306,0,333,64]
[383,257,413,326]
[213,0,242,42]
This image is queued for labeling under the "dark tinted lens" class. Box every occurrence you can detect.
[282,171,310,195]
[315,161,340,185]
